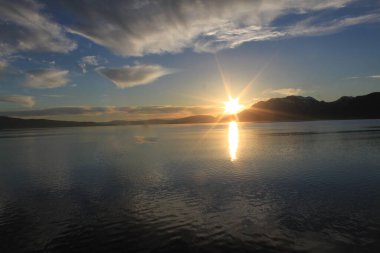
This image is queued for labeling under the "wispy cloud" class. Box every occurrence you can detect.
[0,0,76,57]
[59,0,379,57]
[345,75,380,79]
[97,64,174,88]
[0,95,35,107]
[286,13,380,38]
[25,69,69,89]
[269,88,303,96]
[41,94,65,98]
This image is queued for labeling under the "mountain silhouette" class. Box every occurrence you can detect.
[0,116,97,129]
[238,92,380,122]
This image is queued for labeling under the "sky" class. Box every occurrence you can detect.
[0,0,379,121]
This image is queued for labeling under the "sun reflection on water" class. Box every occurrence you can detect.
[228,121,239,161]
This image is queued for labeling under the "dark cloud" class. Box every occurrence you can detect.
[123,106,216,115]
[0,105,218,117]
[97,64,174,88]
[0,95,35,107]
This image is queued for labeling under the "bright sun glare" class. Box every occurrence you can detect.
[224,98,243,114]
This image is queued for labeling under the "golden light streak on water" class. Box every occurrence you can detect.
[228,121,239,161]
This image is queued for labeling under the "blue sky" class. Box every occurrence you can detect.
[0,0,379,121]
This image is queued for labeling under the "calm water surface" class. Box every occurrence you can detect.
[0,120,380,252]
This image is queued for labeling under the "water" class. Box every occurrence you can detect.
[0,119,380,252]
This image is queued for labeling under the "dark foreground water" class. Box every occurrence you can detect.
[0,119,380,253]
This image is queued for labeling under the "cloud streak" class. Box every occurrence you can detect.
[97,64,174,88]
[25,69,69,89]
[0,95,35,107]
[0,0,76,57]
[0,105,218,118]
[59,0,379,57]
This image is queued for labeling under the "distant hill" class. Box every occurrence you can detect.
[1,92,379,129]
[0,115,217,129]
[0,116,98,129]
[238,92,380,122]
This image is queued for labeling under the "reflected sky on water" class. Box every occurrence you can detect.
[0,119,380,252]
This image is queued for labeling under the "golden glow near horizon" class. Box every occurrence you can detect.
[228,121,239,162]
[224,98,244,115]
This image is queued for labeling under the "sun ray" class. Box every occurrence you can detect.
[237,52,278,100]
[215,54,231,99]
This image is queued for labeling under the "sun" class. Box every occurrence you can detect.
[224,98,243,114]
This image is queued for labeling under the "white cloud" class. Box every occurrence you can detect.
[97,64,174,88]
[0,0,375,59]
[81,56,98,66]
[25,69,69,89]
[79,55,99,73]
[271,88,303,96]
[59,0,379,57]
[0,95,35,107]
[0,0,76,57]
[368,75,380,79]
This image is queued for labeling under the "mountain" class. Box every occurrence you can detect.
[0,115,217,129]
[238,92,380,122]
[0,116,97,129]
[1,92,379,129]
